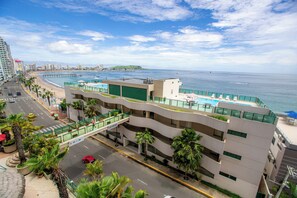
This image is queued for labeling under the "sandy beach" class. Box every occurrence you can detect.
[29,71,65,102]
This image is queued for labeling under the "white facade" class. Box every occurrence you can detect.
[265,116,297,184]
[65,79,277,198]
[0,37,14,81]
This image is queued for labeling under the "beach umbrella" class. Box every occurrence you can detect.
[287,112,297,119]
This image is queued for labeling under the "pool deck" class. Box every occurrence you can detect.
[83,82,259,108]
[176,93,258,107]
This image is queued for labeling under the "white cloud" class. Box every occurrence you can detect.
[48,40,92,54]
[155,26,223,47]
[33,0,192,22]
[79,30,113,41]
[128,35,156,43]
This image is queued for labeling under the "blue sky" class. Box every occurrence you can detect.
[0,0,297,73]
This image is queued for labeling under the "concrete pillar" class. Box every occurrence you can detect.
[146,111,150,118]
[138,144,142,154]
[176,120,180,128]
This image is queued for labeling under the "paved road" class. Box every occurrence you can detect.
[60,137,204,198]
[0,78,60,127]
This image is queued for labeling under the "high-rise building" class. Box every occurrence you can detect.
[0,37,14,81]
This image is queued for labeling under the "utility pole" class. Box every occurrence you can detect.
[275,166,297,198]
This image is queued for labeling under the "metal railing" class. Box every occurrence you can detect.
[65,83,277,124]
[179,88,267,108]
[55,113,129,144]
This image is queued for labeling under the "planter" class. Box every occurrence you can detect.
[3,143,17,153]
[44,172,53,180]
[16,164,32,176]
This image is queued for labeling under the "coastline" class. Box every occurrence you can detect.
[30,71,65,102]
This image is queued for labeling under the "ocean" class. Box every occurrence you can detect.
[40,70,297,113]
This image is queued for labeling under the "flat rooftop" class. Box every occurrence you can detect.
[104,78,153,85]
[277,117,297,146]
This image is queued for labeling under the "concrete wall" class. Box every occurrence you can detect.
[153,79,180,98]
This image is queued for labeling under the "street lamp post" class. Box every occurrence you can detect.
[275,165,297,198]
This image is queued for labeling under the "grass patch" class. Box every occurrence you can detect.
[126,98,143,103]
[101,93,118,99]
[201,180,241,198]
[209,115,228,122]
[161,106,191,112]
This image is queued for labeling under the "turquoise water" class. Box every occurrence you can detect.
[89,83,108,89]
[195,98,220,106]
[40,70,297,112]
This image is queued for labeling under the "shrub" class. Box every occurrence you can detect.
[201,180,241,198]
[3,139,15,146]
[163,159,169,166]
[209,115,228,122]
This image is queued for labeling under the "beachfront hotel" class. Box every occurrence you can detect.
[64,78,277,198]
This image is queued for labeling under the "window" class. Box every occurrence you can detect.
[227,130,247,138]
[272,136,275,145]
[219,171,237,181]
[223,151,242,160]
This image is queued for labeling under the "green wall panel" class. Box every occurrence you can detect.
[122,86,147,101]
[109,84,121,96]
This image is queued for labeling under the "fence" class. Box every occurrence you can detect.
[179,88,267,108]
[55,113,129,143]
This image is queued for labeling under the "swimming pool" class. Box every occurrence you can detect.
[89,83,108,89]
[196,98,220,106]
[195,97,252,107]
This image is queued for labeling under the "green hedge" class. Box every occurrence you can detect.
[209,115,228,122]
[201,180,241,198]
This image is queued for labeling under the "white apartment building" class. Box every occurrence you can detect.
[0,37,14,81]
[65,78,277,198]
[265,116,297,184]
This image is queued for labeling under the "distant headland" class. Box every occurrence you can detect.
[110,65,143,71]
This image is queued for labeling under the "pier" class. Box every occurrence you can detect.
[43,74,78,78]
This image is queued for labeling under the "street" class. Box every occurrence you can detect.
[60,136,204,198]
[0,79,61,127]
[1,78,205,198]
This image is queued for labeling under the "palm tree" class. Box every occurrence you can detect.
[135,129,155,160]
[0,99,6,118]
[32,84,41,98]
[25,77,36,91]
[171,128,203,180]
[25,144,69,198]
[84,99,99,118]
[72,100,84,120]
[44,90,53,106]
[18,73,25,83]
[0,114,27,164]
[83,160,103,180]
[76,172,148,198]
[0,113,42,164]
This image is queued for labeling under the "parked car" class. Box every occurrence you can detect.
[12,94,17,98]
[16,92,21,96]
[8,92,12,96]
[3,87,7,89]
[9,98,15,103]
[82,155,95,164]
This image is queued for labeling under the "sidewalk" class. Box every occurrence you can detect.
[21,85,67,121]
[90,134,229,198]
[0,152,60,198]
